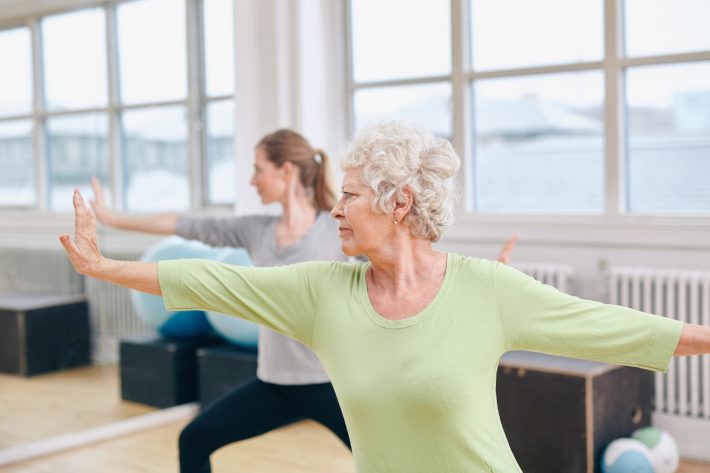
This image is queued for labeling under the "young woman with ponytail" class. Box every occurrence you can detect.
[90,129,351,473]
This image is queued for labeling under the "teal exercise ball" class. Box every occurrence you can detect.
[130,236,219,338]
[601,438,655,473]
[205,248,259,350]
[632,427,680,473]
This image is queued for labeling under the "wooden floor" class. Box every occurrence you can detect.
[0,365,153,448]
[1,365,708,472]
[3,420,354,473]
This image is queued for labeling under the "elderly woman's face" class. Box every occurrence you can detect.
[331,167,392,257]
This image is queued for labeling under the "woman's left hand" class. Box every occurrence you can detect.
[59,189,105,277]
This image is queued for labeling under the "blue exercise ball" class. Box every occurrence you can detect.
[601,438,655,473]
[205,248,259,350]
[131,236,219,338]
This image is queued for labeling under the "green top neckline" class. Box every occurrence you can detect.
[357,252,454,329]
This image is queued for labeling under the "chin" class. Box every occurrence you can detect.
[340,243,360,257]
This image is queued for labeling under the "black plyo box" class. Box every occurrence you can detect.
[0,292,90,376]
[496,351,653,473]
[120,335,223,408]
[197,344,258,407]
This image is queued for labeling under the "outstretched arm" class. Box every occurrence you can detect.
[90,176,178,235]
[60,189,161,295]
[674,324,710,356]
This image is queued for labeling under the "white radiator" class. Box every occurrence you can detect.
[0,248,83,294]
[608,266,710,460]
[513,262,574,293]
[1,247,152,364]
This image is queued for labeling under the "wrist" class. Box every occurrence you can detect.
[91,257,112,280]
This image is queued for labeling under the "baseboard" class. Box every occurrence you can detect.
[653,412,710,461]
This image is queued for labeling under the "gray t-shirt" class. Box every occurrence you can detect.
[176,211,347,384]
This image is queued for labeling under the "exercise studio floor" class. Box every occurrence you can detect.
[0,366,707,473]
[0,365,353,472]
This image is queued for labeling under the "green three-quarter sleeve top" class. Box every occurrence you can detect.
[158,253,682,473]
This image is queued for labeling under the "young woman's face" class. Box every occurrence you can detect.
[249,147,288,204]
[331,167,393,257]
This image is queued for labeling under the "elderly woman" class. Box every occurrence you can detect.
[61,122,710,473]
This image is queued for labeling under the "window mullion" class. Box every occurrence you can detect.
[186,0,204,210]
[344,0,355,136]
[30,17,47,211]
[451,0,472,212]
[603,0,625,216]
[105,3,123,211]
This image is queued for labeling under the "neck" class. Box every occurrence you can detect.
[279,181,317,228]
[366,237,445,292]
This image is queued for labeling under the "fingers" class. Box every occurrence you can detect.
[502,234,518,253]
[59,233,78,258]
[73,189,97,240]
[91,176,104,206]
[497,234,518,265]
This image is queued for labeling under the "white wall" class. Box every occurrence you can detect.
[231,0,347,216]
[439,216,710,300]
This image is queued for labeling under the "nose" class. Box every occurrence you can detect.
[249,174,257,187]
[331,198,344,220]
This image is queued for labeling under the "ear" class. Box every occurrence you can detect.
[280,161,296,178]
[393,187,414,223]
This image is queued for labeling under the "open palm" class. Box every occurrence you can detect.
[59,189,104,277]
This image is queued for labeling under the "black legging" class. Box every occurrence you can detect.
[179,378,351,473]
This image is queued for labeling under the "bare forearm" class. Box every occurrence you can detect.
[105,214,179,235]
[95,259,161,295]
[674,323,710,356]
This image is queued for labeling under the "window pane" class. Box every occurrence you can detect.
[205,100,235,204]
[350,0,450,83]
[117,0,187,105]
[47,113,109,211]
[470,0,602,71]
[204,0,234,97]
[626,62,710,214]
[43,9,107,111]
[473,72,604,213]
[353,83,452,139]
[0,120,34,206]
[122,106,189,211]
[625,0,710,57]
[0,28,33,117]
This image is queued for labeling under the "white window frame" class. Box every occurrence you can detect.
[0,0,234,214]
[345,0,710,248]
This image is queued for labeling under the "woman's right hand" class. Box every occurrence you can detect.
[59,189,105,278]
[90,176,115,226]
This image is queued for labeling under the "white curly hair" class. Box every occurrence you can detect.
[341,122,460,242]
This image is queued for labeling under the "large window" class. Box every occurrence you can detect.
[347,0,710,216]
[473,72,604,213]
[0,0,236,212]
[349,0,452,139]
[202,0,235,205]
[0,28,34,207]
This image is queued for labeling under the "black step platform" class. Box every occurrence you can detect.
[120,335,223,408]
[0,292,90,376]
[497,351,653,473]
[197,344,258,407]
